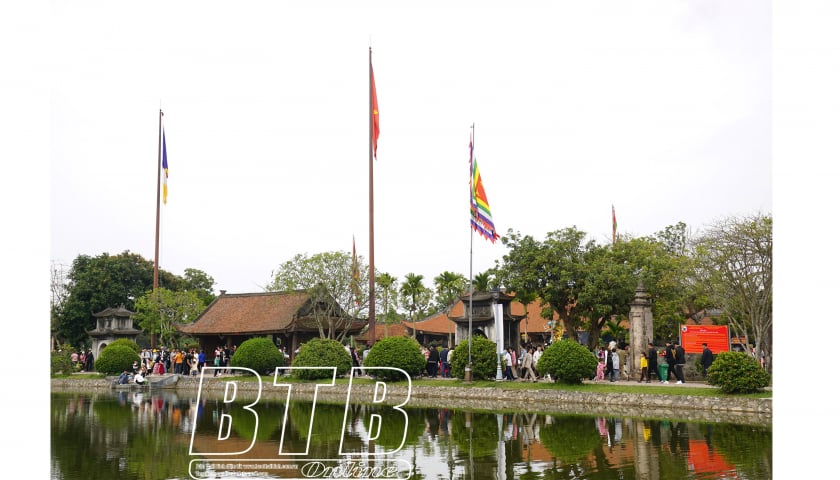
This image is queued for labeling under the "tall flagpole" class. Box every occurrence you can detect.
[367,47,376,346]
[152,109,163,348]
[466,123,475,382]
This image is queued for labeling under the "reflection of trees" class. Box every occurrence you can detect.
[449,410,499,458]
[709,423,772,479]
[367,406,426,451]
[287,400,354,457]
[51,393,191,480]
[538,415,602,463]
[228,401,285,442]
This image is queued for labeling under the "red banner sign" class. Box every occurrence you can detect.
[680,325,729,354]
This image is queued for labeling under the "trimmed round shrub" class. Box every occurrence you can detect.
[363,336,425,381]
[707,351,770,394]
[230,337,285,375]
[106,338,141,354]
[94,345,138,375]
[449,335,500,380]
[537,339,598,384]
[291,338,353,380]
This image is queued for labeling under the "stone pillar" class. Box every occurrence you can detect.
[629,280,653,377]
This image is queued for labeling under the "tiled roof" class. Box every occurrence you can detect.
[405,312,458,335]
[93,305,135,318]
[354,323,409,343]
[510,300,558,334]
[177,291,311,335]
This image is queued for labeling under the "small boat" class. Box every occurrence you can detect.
[111,381,150,390]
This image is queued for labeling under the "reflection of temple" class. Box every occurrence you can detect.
[451,292,524,350]
[87,305,142,356]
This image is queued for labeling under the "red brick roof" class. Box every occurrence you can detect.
[354,323,409,343]
[177,291,311,335]
[405,312,457,335]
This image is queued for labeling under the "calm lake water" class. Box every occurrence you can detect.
[51,390,771,479]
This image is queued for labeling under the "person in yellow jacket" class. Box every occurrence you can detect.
[637,352,650,383]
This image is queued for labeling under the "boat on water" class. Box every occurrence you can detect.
[111,373,179,390]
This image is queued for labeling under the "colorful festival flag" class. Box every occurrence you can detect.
[469,134,499,243]
[162,128,169,205]
[612,204,617,243]
[371,64,380,159]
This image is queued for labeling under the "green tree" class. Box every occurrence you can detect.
[693,213,772,372]
[495,228,590,342]
[54,251,183,348]
[182,267,217,305]
[132,288,206,349]
[496,226,699,348]
[433,271,467,346]
[472,271,492,292]
[375,273,400,336]
[266,251,367,341]
[400,273,431,339]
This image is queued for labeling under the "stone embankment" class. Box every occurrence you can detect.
[51,376,772,427]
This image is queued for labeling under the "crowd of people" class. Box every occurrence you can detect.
[113,345,239,385]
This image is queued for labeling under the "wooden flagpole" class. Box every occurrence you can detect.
[368,48,376,346]
[466,124,475,382]
[152,109,162,348]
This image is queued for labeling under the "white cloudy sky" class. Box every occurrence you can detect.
[45,0,772,295]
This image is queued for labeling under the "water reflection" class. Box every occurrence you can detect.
[51,392,771,479]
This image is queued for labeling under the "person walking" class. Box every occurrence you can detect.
[664,342,677,383]
[618,344,629,380]
[440,345,450,378]
[503,348,514,381]
[700,343,714,378]
[648,343,664,383]
[674,342,686,384]
[521,347,537,382]
[610,348,621,382]
[638,352,650,382]
[427,345,440,378]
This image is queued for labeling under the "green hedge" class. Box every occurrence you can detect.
[363,336,425,381]
[291,338,353,380]
[707,351,770,394]
[106,338,141,354]
[230,337,285,375]
[94,345,138,375]
[536,340,598,384]
[449,335,499,380]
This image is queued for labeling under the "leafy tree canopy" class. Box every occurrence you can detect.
[132,288,206,349]
[267,251,370,341]
[53,250,215,349]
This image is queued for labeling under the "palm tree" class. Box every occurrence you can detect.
[376,273,398,337]
[472,271,492,292]
[400,273,426,340]
[434,271,468,347]
[602,318,628,344]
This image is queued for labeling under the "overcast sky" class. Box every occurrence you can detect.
[46,1,772,295]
